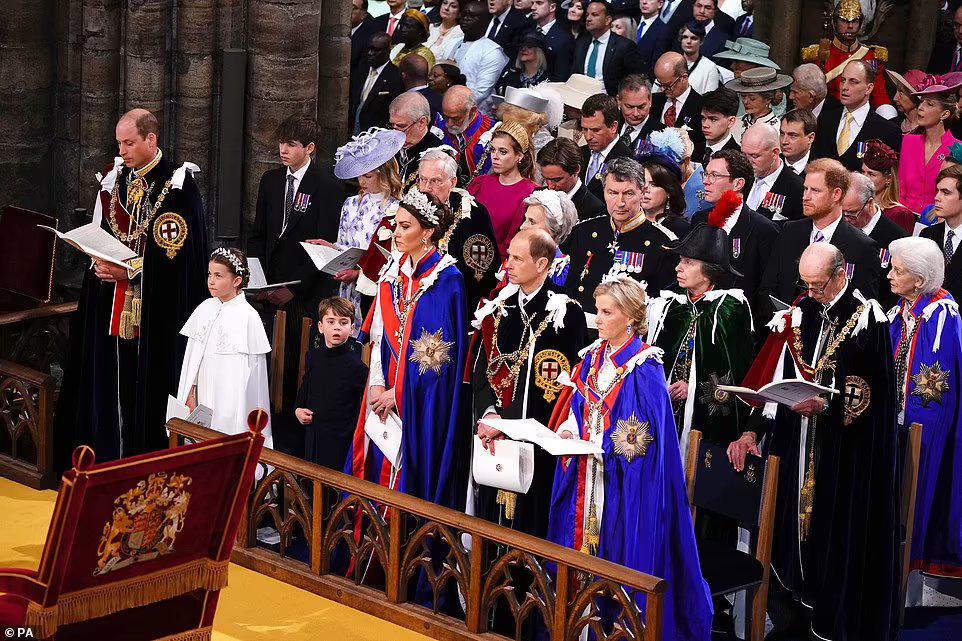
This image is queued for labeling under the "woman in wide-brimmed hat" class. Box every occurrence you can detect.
[497,30,550,94]
[887,69,927,135]
[725,67,792,133]
[899,74,962,214]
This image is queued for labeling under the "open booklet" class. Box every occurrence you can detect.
[364,410,403,468]
[300,242,366,275]
[38,222,137,270]
[244,257,300,292]
[165,395,213,429]
[472,435,535,493]
[716,379,838,407]
[479,418,603,456]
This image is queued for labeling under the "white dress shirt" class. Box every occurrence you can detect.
[707,133,734,155]
[785,151,811,175]
[621,120,648,146]
[360,62,388,103]
[583,30,611,80]
[812,98,826,119]
[810,212,843,244]
[637,16,656,40]
[453,38,510,111]
[537,19,557,34]
[746,160,784,211]
[566,178,585,199]
[861,208,882,236]
[722,203,742,234]
[487,7,512,40]
[836,101,871,148]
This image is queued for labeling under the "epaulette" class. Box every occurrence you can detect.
[800,43,821,63]
[872,45,888,63]
[818,38,831,63]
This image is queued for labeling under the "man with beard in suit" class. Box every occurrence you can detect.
[742,123,804,222]
[538,137,607,221]
[920,164,962,302]
[691,149,778,316]
[580,92,632,200]
[842,171,906,309]
[530,0,575,81]
[571,1,645,96]
[757,158,880,322]
[247,114,346,455]
[636,0,672,76]
[616,74,658,151]
[812,60,901,171]
[650,52,706,159]
[350,31,405,134]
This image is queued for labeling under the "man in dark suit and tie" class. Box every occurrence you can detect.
[928,5,962,74]
[758,158,880,322]
[665,0,734,41]
[572,1,645,95]
[538,137,607,221]
[371,0,407,34]
[579,93,632,200]
[672,0,734,57]
[616,74,657,151]
[700,87,740,166]
[742,122,805,222]
[649,52,706,158]
[485,0,532,48]
[349,32,405,134]
[530,0,575,81]
[636,0,672,76]
[734,0,754,38]
[812,60,901,171]
[843,172,906,308]
[351,0,380,72]
[691,149,779,316]
[920,165,962,302]
[247,114,346,456]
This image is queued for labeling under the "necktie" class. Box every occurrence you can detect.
[814,230,825,243]
[537,26,545,35]
[587,39,601,77]
[740,15,752,36]
[747,179,764,211]
[837,111,855,155]
[388,17,398,36]
[664,99,677,127]
[954,47,962,72]
[702,147,713,167]
[456,133,472,182]
[587,152,602,183]
[488,16,501,40]
[946,230,956,264]
[619,127,635,149]
[361,67,378,103]
[282,174,295,235]
[661,0,674,20]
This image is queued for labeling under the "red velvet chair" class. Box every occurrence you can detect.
[0,411,267,640]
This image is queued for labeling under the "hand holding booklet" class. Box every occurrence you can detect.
[245,257,300,292]
[165,395,213,429]
[472,436,535,493]
[716,378,838,407]
[300,242,366,275]
[478,418,603,456]
[364,410,403,468]
[38,222,137,270]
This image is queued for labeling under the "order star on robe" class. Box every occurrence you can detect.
[348,248,468,509]
[890,289,962,577]
[547,337,713,641]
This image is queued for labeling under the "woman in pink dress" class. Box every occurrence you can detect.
[467,122,538,255]
[899,77,962,214]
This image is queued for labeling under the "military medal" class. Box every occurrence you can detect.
[879,248,891,268]
[293,192,311,212]
[732,238,741,259]
[845,262,855,279]
[762,192,785,217]
[856,142,868,159]
[612,250,645,274]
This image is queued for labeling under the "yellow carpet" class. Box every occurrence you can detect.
[0,477,430,640]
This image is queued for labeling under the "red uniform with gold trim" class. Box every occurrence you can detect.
[802,37,892,110]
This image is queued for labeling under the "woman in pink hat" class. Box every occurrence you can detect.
[899,76,962,214]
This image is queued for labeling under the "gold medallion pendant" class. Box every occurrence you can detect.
[153,212,188,259]
[911,362,951,408]
[463,233,495,282]
[611,414,654,463]
[534,349,570,402]
[842,375,871,426]
[409,328,454,374]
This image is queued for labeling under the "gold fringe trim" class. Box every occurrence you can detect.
[156,627,213,641]
[25,558,229,637]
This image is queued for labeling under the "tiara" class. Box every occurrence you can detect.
[211,247,248,275]
[334,127,386,163]
[401,187,440,225]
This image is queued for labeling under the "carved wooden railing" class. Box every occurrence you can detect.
[168,419,666,641]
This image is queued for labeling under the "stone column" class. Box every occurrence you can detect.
[0,0,55,213]
[907,1,941,71]
[317,0,352,164]
[755,0,803,72]
[123,0,169,130]
[243,0,320,229]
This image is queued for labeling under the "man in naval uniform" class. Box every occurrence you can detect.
[563,157,680,313]
[55,108,209,470]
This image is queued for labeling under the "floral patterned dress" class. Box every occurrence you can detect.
[336,193,399,324]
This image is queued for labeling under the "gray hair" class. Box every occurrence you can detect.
[523,189,579,243]
[601,157,646,191]
[419,148,458,179]
[390,91,431,122]
[889,237,945,295]
[515,48,547,75]
[792,63,828,102]
[849,172,876,205]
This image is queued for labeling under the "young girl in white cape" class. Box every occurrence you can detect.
[177,247,273,449]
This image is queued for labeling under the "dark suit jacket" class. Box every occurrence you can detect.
[692,204,779,316]
[487,7,532,49]
[867,213,908,309]
[570,183,607,222]
[664,0,694,37]
[349,61,404,133]
[734,12,753,38]
[572,31,645,95]
[672,20,732,57]
[247,161,346,303]
[415,86,443,122]
[812,106,902,171]
[544,21,576,81]
[703,135,740,165]
[757,216,881,322]
[636,17,671,76]
[921,222,962,302]
[580,140,633,200]
[426,5,441,24]
[753,164,805,223]
[351,16,380,73]
[649,88,706,159]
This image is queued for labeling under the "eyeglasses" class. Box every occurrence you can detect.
[796,278,832,296]
[418,176,449,188]
[701,171,731,183]
[391,120,418,133]
[842,198,873,219]
[654,74,686,93]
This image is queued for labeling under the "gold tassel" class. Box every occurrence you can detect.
[583,502,600,556]
[131,285,142,327]
[496,490,517,521]
[799,467,816,541]
[118,286,135,340]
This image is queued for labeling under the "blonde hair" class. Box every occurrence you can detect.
[496,103,549,138]
[876,165,903,210]
[375,157,403,200]
[594,276,648,336]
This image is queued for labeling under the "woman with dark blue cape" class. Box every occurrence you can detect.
[348,187,468,510]
[888,237,962,578]
[546,276,713,641]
